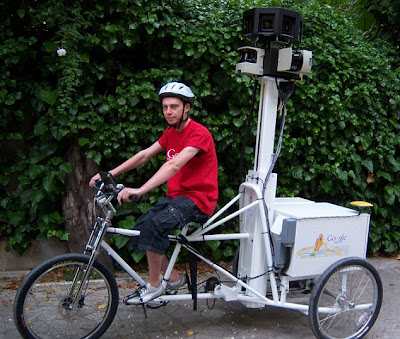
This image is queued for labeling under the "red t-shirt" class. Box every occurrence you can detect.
[158,120,218,215]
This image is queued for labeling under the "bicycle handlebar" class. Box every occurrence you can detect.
[95,171,140,203]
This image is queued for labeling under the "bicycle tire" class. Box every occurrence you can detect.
[308,257,382,339]
[14,253,119,339]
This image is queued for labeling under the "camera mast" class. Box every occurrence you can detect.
[235,7,313,306]
[236,7,312,220]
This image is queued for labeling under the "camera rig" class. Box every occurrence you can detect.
[235,8,314,296]
[236,7,312,80]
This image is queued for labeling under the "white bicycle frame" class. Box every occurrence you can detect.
[103,179,311,314]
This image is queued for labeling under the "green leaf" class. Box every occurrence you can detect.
[118,219,134,230]
[131,252,144,263]
[9,211,25,226]
[43,175,56,193]
[361,159,374,172]
[43,211,64,224]
[59,162,72,174]
[336,169,348,181]
[20,189,34,205]
[391,231,400,241]
[361,137,372,149]
[17,8,25,18]
[38,89,59,106]
[376,171,392,181]
[112,234,130,249]
[43,41,58,53]
[78,138,90,146]
[388,156,400,172]
[34,123,48,136]
[80,53,90,63]
[223,187,235,198]
[32,190,45,206]
[117,97,126,105]
[383,240,398,253]
[233,117,244,128]
[206,240,220,252]
[60,232,69,241]
[292,167,303,179]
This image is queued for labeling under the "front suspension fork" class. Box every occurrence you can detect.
[65,218,110,309]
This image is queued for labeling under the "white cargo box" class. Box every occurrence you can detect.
[273,198,370,278]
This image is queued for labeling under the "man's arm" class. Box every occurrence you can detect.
[109,141,163,177]
[89,141,163,187]
[117,146,200,204]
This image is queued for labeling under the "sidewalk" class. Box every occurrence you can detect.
[1,257,399,338]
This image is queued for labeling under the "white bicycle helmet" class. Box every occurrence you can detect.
[159,82,195,107]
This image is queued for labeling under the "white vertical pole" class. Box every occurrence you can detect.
[237,76,281,307]
[254,77,279,174]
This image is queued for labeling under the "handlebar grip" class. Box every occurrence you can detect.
[130,195,139,202]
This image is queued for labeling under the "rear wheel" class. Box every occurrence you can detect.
[14,253,119,339]
[309,257,382,339]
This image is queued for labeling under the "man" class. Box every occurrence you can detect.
[89,82,218,304]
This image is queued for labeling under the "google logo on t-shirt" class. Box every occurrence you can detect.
[167,149,179,161]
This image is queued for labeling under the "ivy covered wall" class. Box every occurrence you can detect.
[0,0,399,262]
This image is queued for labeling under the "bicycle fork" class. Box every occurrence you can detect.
[65,217,111,309]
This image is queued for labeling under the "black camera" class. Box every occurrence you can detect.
[243,7,303,44]
[236,7,312,80]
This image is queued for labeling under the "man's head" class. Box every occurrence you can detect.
[159,82,195,129]
[159,82,195,107]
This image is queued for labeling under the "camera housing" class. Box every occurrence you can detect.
[237,7,312,80]
[243,7,303,44]
[236,47,265,76]
[277,47,312,74]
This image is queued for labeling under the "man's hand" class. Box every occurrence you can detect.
[117,187,140,205]
[89,173,101,187]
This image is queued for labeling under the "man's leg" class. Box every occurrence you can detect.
[147,251,180,287]
[147,250,163,287]
[161,255,180,283]
[125,250,164,304]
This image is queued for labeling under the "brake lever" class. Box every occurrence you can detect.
[94,180,105,197]
[94,179,103,188]
[112,184,139,202]
[114,184,139,202]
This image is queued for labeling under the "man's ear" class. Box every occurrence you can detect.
[184,103,191,113]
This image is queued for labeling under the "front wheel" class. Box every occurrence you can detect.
[14,253,119,339]
[309,257,382,339]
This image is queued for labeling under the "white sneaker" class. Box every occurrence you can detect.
[125,283,164,305]
[166,273,187,290]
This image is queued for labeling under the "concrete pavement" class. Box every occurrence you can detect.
[1,257,399,338]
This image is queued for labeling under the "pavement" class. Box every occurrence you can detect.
[1,257,399,339]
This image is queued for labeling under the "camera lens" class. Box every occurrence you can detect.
[259,14,274,33]
[240,49,257,63]
[282,16,293,35]
[290,51,303,71]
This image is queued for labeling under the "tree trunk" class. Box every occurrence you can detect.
[62,139,113,269]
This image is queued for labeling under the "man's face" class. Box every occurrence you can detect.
[161,97,189,125]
